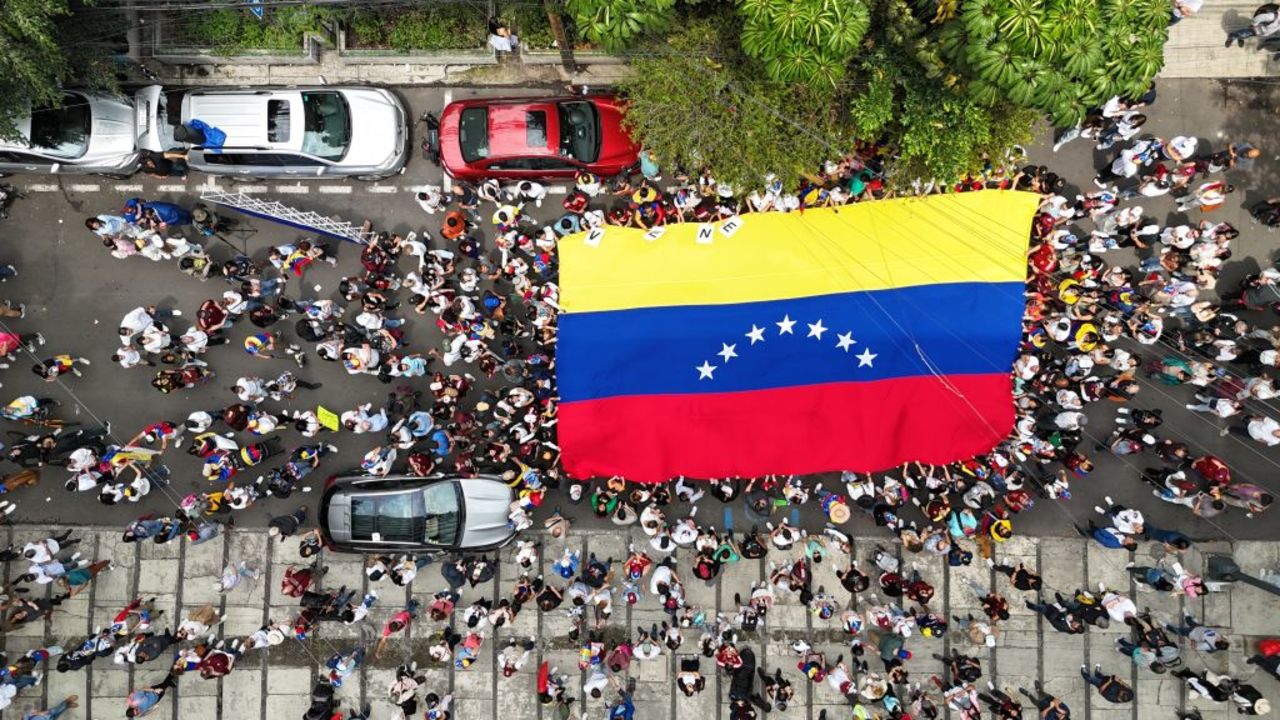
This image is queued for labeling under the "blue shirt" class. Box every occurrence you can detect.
[609,696,635,720]
[93,214,131,237]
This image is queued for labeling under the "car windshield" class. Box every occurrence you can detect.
[350,490,424,543]
[28,95,90,159]
[421,483,461,545]
[459,107,489,162]
[300,91,349,161]
[558,101,599,163]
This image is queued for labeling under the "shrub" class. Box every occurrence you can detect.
[347,5,487,50]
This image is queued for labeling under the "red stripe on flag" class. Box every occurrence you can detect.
[558,373,1015,482]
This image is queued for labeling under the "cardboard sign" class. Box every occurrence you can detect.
[695,224,715,244]
[719,216,743,238]
[644,226,666,241]
[317,406,340,432]
[584,227,605,247]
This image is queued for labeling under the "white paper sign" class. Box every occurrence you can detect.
[719,216,743,238]
[644,226,666,241]
[584,227,605,247]
[695,224,715,244]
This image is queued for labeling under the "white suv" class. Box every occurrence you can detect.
[0,86,169,177]
[179,87,409,180]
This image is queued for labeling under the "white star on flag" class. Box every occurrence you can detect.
[806,319,827,340]
[696,361,717,379]
[745,325,766,345]
[718,343,738,362]
[776,315,796,335]
[835,332,856,352]
[856,348,878,367]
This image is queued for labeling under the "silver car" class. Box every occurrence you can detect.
[0,86,169,177]
[320,474,516,554]
[179,87,408,181]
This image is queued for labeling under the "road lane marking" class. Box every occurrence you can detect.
[275,185,310,194]
[26,184,58,193]
[367,186,398,194]
[155,184,187,193]
[114,184,144,193]
[68,184,101,193]
[239,185,269,193]
[319,186,353,194]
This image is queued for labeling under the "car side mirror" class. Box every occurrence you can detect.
[315,166,326,176]
[371,532,382,542]
[50,163,61,174]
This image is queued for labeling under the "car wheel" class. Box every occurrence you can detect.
[97,173,134,180]
[353,174,387,182]
[230,175,263,184]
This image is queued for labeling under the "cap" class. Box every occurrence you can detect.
[632,187,658,204]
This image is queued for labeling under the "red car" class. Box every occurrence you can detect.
[435,95,640,182]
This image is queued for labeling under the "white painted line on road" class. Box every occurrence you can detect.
[239,185,269,193]
[114,184,144,193]
[68,184,101,193]
[319,185,353,194]
[441,88,453,193]
[156,184,187,193]
[275,185,310,194]
[367,186,398,194]
[546,186,568,195]
[26,184,58,193]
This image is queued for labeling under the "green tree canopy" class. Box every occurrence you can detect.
[566,0,678,52]
[849,49,1038,183]
[0,0,123,142]
[736,0,871,86]
[617,21,851,190]
[934,0,1169,124]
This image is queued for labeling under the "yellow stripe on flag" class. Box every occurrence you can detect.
[559,190,1038,313]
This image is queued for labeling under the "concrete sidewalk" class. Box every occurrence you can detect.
[1164,1,1280,77]
[1,524,1277,720]
[150,47,632,88]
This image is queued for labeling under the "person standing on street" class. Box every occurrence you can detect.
[125,673,176,716]
[1226,4,1280,47]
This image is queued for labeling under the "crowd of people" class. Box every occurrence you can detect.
[0,79,1275,720]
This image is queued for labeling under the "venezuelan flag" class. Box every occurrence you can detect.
[556,191,1039,482]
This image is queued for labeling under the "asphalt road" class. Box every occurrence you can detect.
[0,79,1277,541]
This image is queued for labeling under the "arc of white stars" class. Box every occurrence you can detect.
[699,318,879,380]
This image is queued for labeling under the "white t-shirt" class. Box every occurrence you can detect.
[1167,135,1199,160]
[1248,416,1280,445]
[120,306,154,342]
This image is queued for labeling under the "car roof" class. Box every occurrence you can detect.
[183,89,307,152]
[486,102,558,159]
[331,473,502,486]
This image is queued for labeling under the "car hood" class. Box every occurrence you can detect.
[133,85,171,153]
[458,478,514,548]
[341,89,406,169]
[86,95,140,159]
[593,96,640,167]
